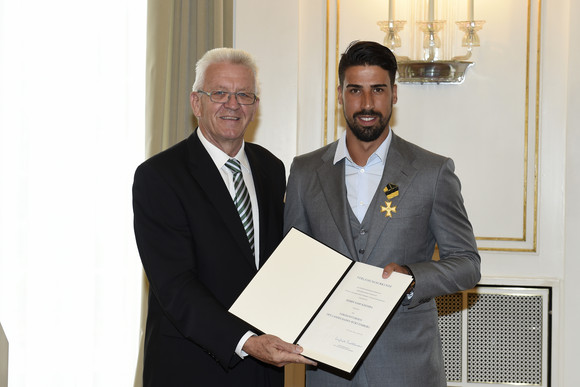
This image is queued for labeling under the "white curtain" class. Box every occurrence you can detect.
[135,1,233,385]
[0,1,146,386]
[145,0,233,156]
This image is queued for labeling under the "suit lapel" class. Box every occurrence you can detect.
[245,144,269,268]
[186,132,257,270]
[316,144,358,260]
[362,134,417,261]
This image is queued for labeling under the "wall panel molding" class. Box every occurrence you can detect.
[319,0,542,252]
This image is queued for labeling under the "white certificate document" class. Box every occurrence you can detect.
[297,263,411,373]
[229,228,413,374]
[229,228,353,344]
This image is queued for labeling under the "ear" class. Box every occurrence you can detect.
[337,84,344,106]
[392,84,398,105]
[190,92,202,117]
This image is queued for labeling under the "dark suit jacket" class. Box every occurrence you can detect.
[133,130,286,386]
[284,133,480,387]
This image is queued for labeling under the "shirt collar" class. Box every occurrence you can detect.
[197,129,250,172]
[333,128,393,166]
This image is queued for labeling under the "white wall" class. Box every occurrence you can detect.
[234,0,579,385]
[563,0,580,382]
[234,0,301,174]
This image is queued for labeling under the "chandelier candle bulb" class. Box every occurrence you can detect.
[468,0,474,21]
[388,0,394,22]
[428,0,434,22]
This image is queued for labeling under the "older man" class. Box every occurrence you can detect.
[133,47,314,386]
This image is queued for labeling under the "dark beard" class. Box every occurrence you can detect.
[345,109,391,142]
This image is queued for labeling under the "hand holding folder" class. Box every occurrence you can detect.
[229,228,413,376]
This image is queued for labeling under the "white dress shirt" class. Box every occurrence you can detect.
[333,129,393,223]
[197,129,260,268]
[197,129,259,358]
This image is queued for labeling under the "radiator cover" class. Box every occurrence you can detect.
[436,285,551,386]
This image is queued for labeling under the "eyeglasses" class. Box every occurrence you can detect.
[196,90,258,105]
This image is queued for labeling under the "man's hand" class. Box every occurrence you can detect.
[242,334,318,367]
[382,262,410,279]
[382,263,415,294]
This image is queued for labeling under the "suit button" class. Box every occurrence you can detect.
[360,229,366,235]
[359,249,365,254]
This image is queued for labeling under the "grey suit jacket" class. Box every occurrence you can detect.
[284,133,480,387]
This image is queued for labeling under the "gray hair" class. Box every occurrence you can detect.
[192,47,259,94]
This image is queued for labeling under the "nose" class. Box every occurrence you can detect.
[223,92,241,109]
[361,90,374,109]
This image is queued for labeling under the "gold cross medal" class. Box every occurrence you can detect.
[381,183,399,218]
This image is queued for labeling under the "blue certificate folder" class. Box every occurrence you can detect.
[229,228,413,375]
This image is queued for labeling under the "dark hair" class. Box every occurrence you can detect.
[338,41,397,87]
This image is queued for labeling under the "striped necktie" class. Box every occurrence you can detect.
[224,158,255,255]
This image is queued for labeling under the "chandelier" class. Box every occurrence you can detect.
[378,0,485,84]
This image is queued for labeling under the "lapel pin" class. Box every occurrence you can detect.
[383,183,399,200]
[381,183,399,217]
